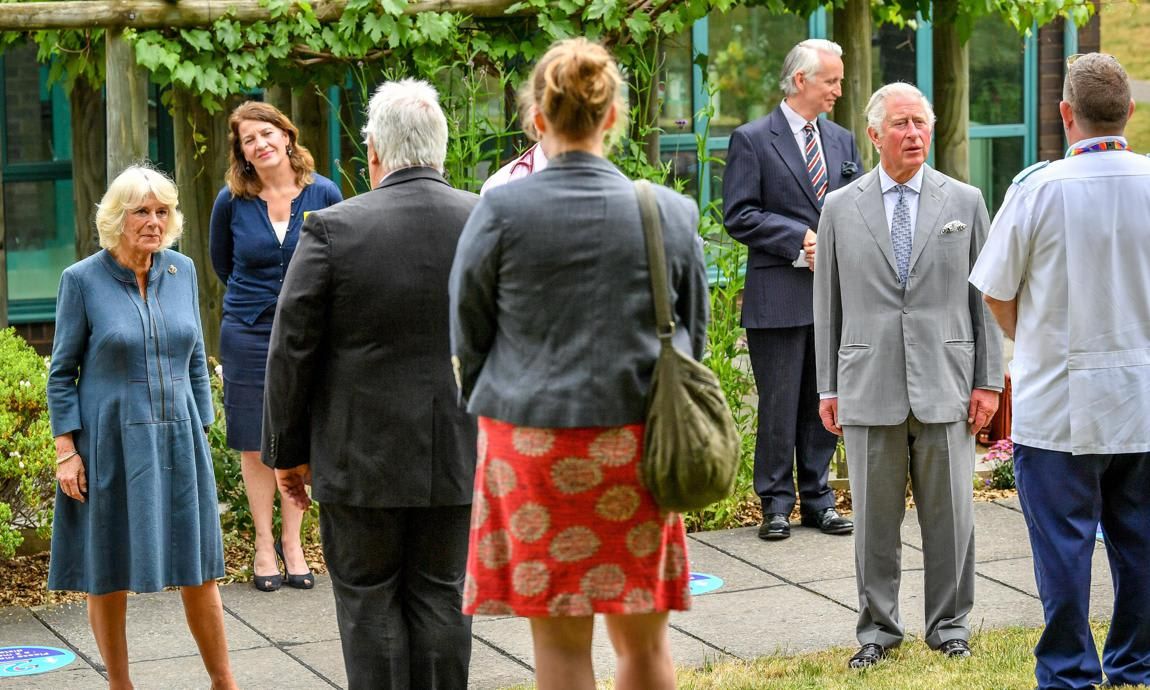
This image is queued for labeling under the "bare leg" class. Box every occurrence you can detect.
[529,616,596,690]
[276,478,309,575]
[180,581,238,690]
[87,591,132,689]
[240,451,278,576]
[605,612,675,690]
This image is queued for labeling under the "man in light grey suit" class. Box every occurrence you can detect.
[812,83,1003,668]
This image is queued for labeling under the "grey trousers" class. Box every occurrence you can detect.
[843,416,975,650]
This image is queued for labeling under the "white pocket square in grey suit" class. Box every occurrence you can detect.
[942,220,967,234]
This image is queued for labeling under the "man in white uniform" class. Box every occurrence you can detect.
[969,52,1150,690]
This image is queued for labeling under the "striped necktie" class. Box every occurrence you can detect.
[803,122,828,206]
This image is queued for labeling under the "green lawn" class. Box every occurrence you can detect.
[506,621,1148,689]
[1101,0,1150,152]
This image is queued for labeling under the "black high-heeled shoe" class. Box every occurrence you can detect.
[252,549,282,592]
[275,539,315,590]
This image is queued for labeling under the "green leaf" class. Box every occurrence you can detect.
[381,0,408,15]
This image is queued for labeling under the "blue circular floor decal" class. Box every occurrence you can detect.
[689,572,724,596]
[0,646,77,677]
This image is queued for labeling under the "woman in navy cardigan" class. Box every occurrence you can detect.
[209,101,342,592]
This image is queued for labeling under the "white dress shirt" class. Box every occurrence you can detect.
[877,164,925,238]
[780,100,827,268]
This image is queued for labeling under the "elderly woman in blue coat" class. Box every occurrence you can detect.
[48,165,237,690]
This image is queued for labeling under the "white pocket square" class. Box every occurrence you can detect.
[942,220,967,234]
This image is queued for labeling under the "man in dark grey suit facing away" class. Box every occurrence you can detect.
[263,79,478,689]
[723,39,862,541]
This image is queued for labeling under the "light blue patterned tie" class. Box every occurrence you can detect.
[891,184,913,285]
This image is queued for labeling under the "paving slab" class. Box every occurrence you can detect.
[900,501,1033,562]
[803,570,1046,643]
[220,576,341,646]
[127,646,332,689]
[34,592,268,666]
[468,638,535,690]
[472,611,733,681]
[0,607,106,688]
[281,639,347,688]
[684,536,785,592]
[690,525,916,584]
[670,583,858,659]
[976,549,1116,620]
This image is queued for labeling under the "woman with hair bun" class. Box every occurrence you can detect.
[450,38,709,690]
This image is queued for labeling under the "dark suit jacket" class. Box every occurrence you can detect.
[449,151,710,428]
[262,167,478,508]
[723,105,863,328]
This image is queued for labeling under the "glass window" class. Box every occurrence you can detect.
[708,8,808,136]
[873,23,918,87]
[658,31,694,132]
[660,147,699,199]
[968,16,1026,126]
[4,180,75,302]
[969,136,1023,213]
[3,44,58,164]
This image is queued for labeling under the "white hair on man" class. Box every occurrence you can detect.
[778,39,844,96]
[864,82,937,132]
[361,78,449,173]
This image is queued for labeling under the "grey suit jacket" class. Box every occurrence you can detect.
[262,167,478,508]
[813,165,1004,426]
[449,151,709,428]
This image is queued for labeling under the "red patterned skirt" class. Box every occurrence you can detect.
[463,417,692,617]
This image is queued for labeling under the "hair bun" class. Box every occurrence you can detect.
[532,38,622,141]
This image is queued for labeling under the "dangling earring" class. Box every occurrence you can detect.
[286,144,294,157]
[244,160,254,173]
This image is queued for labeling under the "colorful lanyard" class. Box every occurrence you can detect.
[1066,139,1130,157]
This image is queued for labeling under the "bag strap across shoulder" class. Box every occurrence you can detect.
[634,180,675,342]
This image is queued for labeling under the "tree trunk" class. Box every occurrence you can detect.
[71,78,107,259]
[105,29,149,181]
[262,85,292,116]
[932,0,970,182]
[292,86,331,179]
[172,90,235,359]
[833,0,874,171]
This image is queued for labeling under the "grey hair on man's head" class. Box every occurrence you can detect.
[865,82,936,132]
[361,78,448,172]
[778,39,843,96]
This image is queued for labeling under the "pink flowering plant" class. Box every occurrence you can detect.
[985,437,1015,489]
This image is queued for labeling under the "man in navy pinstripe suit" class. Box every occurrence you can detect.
[723,38,863,541]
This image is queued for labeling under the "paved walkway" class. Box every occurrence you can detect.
[1,496,1114,689]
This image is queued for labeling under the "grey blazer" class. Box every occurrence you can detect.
[263,167,479,508]
[813,165,1004,426]
[449,151,709,428]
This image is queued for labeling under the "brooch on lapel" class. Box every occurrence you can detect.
[942,220,967,234]
[840,161,859,178]
[168,264,178,275]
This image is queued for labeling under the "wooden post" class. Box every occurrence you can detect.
[172,89,233,359]
[262,85,291,116]
[292,86,331,179]
[71,78,107,259]
[932,0,970,182]
[105,29,149,180]
[833,0,874,171]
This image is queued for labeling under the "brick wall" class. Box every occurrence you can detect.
[1037,4,1102,162]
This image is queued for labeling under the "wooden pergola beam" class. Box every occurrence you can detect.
[0,0,519,31]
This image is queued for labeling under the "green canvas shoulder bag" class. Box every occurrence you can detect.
[634,180,739,512]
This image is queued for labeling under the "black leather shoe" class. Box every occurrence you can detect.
[801,507,854,535]
[848,643,887,668]
[758,513,791,540]
[938,638,971,658]
[275,540,315,590]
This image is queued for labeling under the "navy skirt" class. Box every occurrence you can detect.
[219,310,274,451]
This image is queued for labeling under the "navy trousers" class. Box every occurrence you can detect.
[746,326,837,516]
[1014,444,1150,690]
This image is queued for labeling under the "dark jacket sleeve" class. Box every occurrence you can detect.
[666,194,709,360]
[262,211,332,469]
[448,198,501,405]
[208,188,233,285]
[722,126,809,260]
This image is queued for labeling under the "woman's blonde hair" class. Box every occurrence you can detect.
[96,165,184,251]
[224,101,315,198]
[531,38,626,142]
